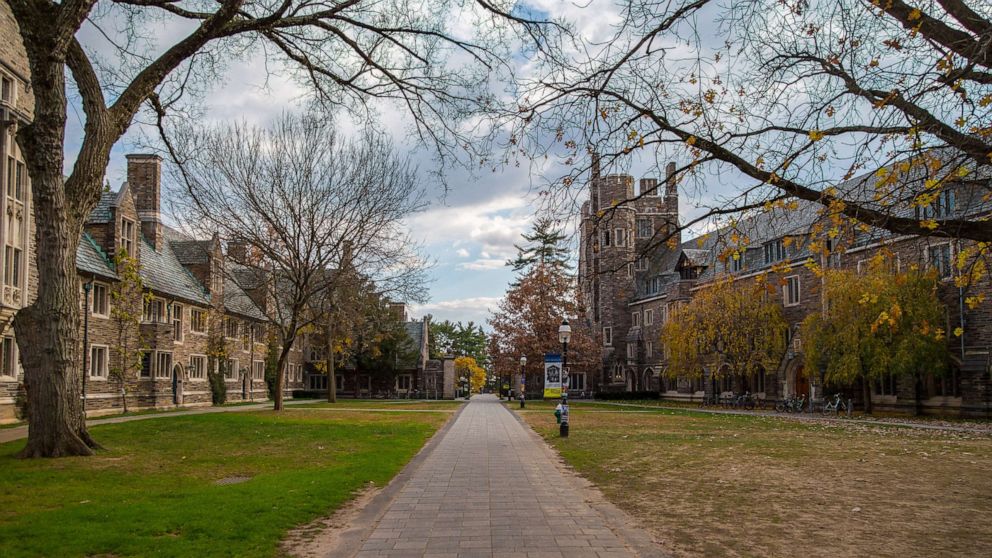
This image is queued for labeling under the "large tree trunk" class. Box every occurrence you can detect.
[11,16,107,457]
[273,339,295,411]
[861,378,873,415]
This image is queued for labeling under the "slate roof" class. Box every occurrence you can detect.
[169,239,212,265]
[77,233,117,279]
[138,238,210,305]
[86,190,118,224]
[224,276,267,321]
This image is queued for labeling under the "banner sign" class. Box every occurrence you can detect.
[543,353,562,398]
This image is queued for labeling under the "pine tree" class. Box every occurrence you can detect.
[506,218,572,275]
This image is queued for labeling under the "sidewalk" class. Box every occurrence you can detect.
[341,394,665,558]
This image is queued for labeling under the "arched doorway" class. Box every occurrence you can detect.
[793,365,810,399]
[172,363,185,405]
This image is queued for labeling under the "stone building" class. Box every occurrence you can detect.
[579,156,992,416]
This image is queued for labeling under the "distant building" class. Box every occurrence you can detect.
[579,155,992,415]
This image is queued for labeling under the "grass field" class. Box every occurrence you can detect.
[0,408,449,557]
[519,404,992,558]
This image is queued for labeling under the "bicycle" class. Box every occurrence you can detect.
[736,391,756,410]
[822,393,849,416]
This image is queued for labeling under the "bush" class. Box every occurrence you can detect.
[593,391,660,401]
[207,366,227,405]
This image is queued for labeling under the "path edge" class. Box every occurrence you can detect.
[320,401,469,557]
[503,402,671,558]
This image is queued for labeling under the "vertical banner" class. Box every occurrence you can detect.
[543,353,562,399]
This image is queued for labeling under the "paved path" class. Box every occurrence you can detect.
[349,395,661,558]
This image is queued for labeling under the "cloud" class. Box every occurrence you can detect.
[459,258,506,270]
[409,296,503,326]
[455,248,470,257]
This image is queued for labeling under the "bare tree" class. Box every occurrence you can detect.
[513,0,992,250]
[7,0,551,456]
[169,112,429,410]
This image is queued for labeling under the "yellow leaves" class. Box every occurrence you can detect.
[965,294,986,309]
[955,116,967,128]
[755,156,765,169]
[920,219,939,230]
[979,94,992,108]
[808,130,825,141]
[827,226,840,239]
[953,327,964,338]
[686,135,697,146]
[908,8,922,20]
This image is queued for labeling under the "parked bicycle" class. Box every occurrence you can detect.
[699,393,720,407]
[775,394,806,413]
[821,393,849,416]
[735,391,757,410]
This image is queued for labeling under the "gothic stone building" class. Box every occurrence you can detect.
[579,157,992,416]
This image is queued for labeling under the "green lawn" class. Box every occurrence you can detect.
[292,399,465,411]
[520,406,992,558]
[0,409,448,557]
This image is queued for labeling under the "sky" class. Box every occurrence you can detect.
[62,1,704,329]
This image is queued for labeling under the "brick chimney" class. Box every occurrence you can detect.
[591,151,601,180]
[227,239,247,263]
[127,154,163,251]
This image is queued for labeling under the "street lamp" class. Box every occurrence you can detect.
[558,318,572,438]
[519,355,527,409]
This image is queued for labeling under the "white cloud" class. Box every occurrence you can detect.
[409,296,502,326]
[455,247,470,257]
[459,258,506,270]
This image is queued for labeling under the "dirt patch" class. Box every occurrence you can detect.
[281,482,381,558]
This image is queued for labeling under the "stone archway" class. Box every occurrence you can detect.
[783,358,809,398]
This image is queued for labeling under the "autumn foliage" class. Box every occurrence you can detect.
[661,276,787,382]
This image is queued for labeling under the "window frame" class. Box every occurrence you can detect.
[154,351,173,380]
[252,360,264,380]
[763,239,785,265]
[88,344,109,379]
[172,303,184,343]
[1,335,18,379]
[91,281,110,318]
[603,327,613,347]
[783,275,801,307]
[636,218,652,239]
[631,311,641,327]
[188,354,207,381]
[226,358,240,381]
[927,243,953,280]
[614,228,626,247]
[120,218,136,256]
[190,308,207,334]
[644,308,654,325]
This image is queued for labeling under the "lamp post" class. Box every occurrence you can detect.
[558,319,572,438]
[519,355,526,408]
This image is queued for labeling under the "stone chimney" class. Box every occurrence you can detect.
[591,152,601,180]
[227,239,248,263]
[127,154,163,251]
[639,178,659,196]
[665,161,678,214]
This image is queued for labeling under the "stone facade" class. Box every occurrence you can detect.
[579,159,992,416]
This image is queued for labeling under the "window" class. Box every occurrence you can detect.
[336,375,344,390]
[189,355,207,380]
[155,351,173,379]
[140,351,151,378]
[614,228,626,247]
[0,76,12,103]
[172,303,184,342]
[730,254,744,272]
[631,311,641,327]
[635,257,648,271]
[190,309,206,333]
[784,276,801,306]
[646,276,662,295]
[253,360,264,380]
[603,230,611,247]
[397,374,412,390]
[226,358,239,381]
[825,239,842,268]
[875,374,898,397]
[4,245,21,287]
[929,369,959,398]
[120,219,135,256]
[1,336,17,377]
[570,373,586,391]
[91,283,109,317]
[6,156,26,202]
[754,367,766,393]
[241,322,251,350]
[917,189,956,220]
[645,341,653,358]
[637,219,652,238]
[644,308,654,325]
[143,299,165,323]
[928,244,952,279]
[89,345,109,379]
[763,239,785,265]
[225,317,239,339]
[627,343,636,359]
[603,327,613,346]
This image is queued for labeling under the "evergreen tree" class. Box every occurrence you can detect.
[506,218,572,275]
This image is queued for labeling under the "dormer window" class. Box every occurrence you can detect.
[120,218,136,256]
[763,239,785,265]
[917,189,955,220]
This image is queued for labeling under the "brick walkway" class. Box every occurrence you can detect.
[352,395,661,558]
